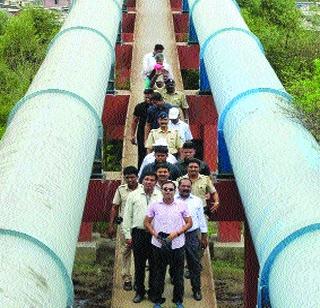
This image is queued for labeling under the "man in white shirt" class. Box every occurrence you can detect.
[169,107,193,143]
[174,178,208,301]
[142,44,166,78]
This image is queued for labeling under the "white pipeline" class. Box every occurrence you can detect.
[188,0,320,306]
[0,0,123,306]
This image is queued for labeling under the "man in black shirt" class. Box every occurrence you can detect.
[175,141,211,176]
[131,88,154,168]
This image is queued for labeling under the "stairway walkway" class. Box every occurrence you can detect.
[111,1,217,307]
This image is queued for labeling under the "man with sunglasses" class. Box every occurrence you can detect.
[144,181,192,308]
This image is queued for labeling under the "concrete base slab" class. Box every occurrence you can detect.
[75,233,116,265]
[75,241,97,264]
[210,236,244,261]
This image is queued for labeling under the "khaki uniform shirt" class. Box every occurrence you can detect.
[122,187,163,240]
[162,91,189,110]
[145,128,183,154]
[178,174,216,206]
[112,183,143,216]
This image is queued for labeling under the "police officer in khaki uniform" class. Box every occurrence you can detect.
[108,166,142,291]
[162,79,189,123]
[178,159,219,212]
[145,112,183,156]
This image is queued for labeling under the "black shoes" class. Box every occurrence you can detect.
[148,295,166,304]
[133,293,144,303]
[193,291,202,301]
[123,281,132,291]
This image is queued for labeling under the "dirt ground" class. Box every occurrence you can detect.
[72,239,244,307]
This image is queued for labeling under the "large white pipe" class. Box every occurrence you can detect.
[0,0,122,306]
[188,0,320,307]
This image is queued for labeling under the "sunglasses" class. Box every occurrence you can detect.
[162,187,175,192]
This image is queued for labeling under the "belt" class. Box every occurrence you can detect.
[186,228,200,234]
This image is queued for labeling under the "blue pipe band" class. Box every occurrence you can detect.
[200,27,264,60]
[7,89,102,136]
[70,0,122,14]
[47,26,115,62]
[190,0,240,17]
[0,228,73,306]
[258,223,320,307]
[218,88,292,132]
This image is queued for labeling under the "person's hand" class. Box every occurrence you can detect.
[168,231,179,241]
[107,225,116,238]
[201,236,208,249]
[125,239,133,248]
[130,137,136,145]
[205,193,211,200]
[210,201,219,212]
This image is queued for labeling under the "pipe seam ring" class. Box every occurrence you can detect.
[7,88,103,136]
[200,27,264,60]
[190,0,240,17]
[0,228,73,306]
[257,223,320,307]
[218,87,292,132]
[47,26,116,62]
[70,0,122,15]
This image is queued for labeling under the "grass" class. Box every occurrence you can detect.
[181,69,199,90]
[103,139,123,171]
[212,237,244,307]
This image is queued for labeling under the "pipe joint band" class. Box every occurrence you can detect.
[70,0,122,16]
[200,27,264,60]
[48,26,115,62]
[258,223,320,307]
[8,88,102,136]
[0,229,73,306]
[190,0,240,17]
[218,87,292,132]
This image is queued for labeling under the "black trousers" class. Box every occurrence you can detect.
[132,228,156,296]
[137,134,146,169]
[153,245,185,303]
[185,229,202,292]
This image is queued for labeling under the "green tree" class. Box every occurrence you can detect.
[0,11,9,36]
[0,7,62,140]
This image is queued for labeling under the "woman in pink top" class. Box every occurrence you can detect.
[144,180,192,308]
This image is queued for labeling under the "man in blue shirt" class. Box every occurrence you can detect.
[144,92,171,141]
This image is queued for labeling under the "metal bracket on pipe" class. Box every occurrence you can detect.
[198,28,265,94]
[188,15,198,44]
[200,27,265,61]
[257,223,320,308]
[7,88,103,137]
[0,228,74,306]
[182,0,189,13]
[218,88,292,133]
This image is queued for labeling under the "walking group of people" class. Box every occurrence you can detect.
[107,44,220,308]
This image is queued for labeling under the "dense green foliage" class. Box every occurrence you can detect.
[0,7,61,139]
[239,0,320,141]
